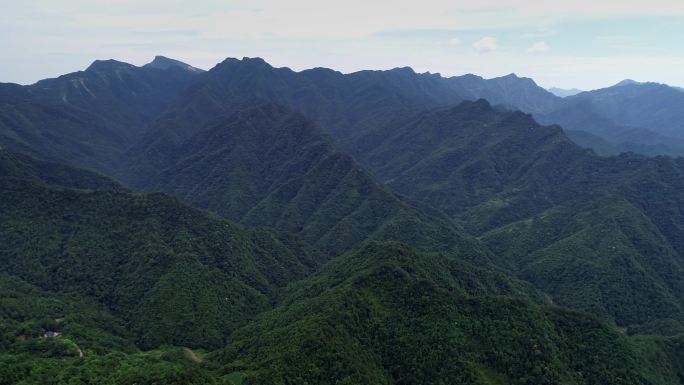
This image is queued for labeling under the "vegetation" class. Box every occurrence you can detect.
[1,57,684,383]
[131,103,487,259]
[215,242,684,385]
[0,153,317,350]
[0,59,199,173]
[350,99,684,331]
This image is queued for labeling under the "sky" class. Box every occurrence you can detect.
[2,0,684,90]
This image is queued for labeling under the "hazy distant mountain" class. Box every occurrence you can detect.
[0,57,200,173]
[355,99,684,327]
[446,73,563,115]
[143,55,205,73]
[538,81,684,155]
[614,79,643,87]
[5,55,684,166]
[548,87,583,97]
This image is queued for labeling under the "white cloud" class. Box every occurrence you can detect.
[473,37,497,53]
[2,0,684,88]
[527,41,550,53]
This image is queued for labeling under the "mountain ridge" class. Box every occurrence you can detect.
[2,55,684,383]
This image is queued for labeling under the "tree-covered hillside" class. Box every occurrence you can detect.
[213,242,684,385]
[0,59,200,173]
[2,57,684,384]
[122,103,485,259]
[0,152,316,350]
[351,99,684,331]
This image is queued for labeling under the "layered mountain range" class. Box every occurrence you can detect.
[2,56,684,384]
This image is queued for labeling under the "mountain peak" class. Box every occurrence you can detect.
[86,59,136,72]
[212,56,273,72]
[493,73,539,86]
[389,66,417,75]
[143,55,204,73]
[241,57,271,67]
[614,79,642,87]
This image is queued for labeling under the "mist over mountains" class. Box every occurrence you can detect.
[2,55,684,384]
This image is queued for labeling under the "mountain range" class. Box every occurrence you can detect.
[2,56,684,384]
[547,87,584,98]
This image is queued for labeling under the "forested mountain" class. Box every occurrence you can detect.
[2,57,684,384]
[0,58,201,173]
[4,152,684,383]
[0,149,318,350]
[121,57,466,166]
[121,102,484,259]
[3,56,684,175]
[214,242,684,385]
[353,99,684,330]
[445,73,563,115]
[536,81,684,156]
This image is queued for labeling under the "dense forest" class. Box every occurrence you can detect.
[1,56,684,384]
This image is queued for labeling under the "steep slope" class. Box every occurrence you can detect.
[125,57,467,161]
[536,82,684,156]
[441,76,684,157]
[0,272,136,355]
[28,59,199,141]
[357,99,598,224]
[131,56,684,161]
[124,103,485,259]
[0,148,120,190]
[213,242,684,385]
[564,129,620,156]
[354,100,684,329]
[0,153,316,349]
[143,55,205,73]
[0,58,200,173]
[538,96,684,157]
[568,82,684,139]
[446,73,563,115]
[127,58,582,161]
[2,57,684,383]
[442,74,684,157]
[0,91,130,173]
[482,197,684,326]
[357,99,684,237]
[6,56,684,167]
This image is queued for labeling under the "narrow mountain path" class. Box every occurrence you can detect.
[184,347,203,363]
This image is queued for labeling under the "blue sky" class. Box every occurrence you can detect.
[2,0,683,89]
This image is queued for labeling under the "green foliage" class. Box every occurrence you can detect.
[215,242,681,385]
[0,163,315,350]
[2,57,684,383]
[482,197,684,325]
[350,99,684,333]
[125,103,485,260]
[0,349,225,385]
